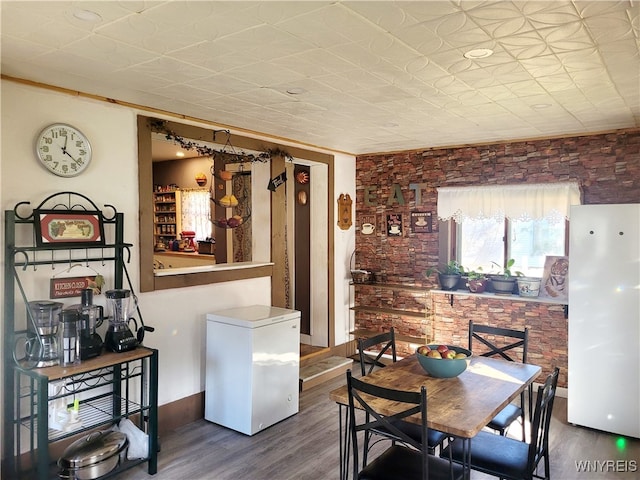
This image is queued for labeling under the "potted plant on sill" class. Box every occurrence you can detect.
[489,259,523,295]
[426,260,464,291]
[466,268,489,293]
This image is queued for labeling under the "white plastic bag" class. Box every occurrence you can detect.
[118,418,149,459]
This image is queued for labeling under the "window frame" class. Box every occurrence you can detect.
[447,217,569,276]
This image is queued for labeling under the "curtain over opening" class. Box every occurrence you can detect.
[437,182,581,224]
[181,188,211,239]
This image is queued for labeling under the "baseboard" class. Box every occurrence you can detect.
[158,391,205,436]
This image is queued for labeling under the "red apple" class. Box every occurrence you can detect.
[417,345,431,355]
[443,350,456,359]
[436,344,449,354]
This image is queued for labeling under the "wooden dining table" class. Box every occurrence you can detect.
[329,354,541,480]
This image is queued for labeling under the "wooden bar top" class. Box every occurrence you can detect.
[22,347,155,381]
[329,355,541,439]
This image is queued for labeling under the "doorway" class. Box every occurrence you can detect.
[287,161,328,347]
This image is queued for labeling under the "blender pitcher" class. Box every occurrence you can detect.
[69,288,104,360]
[104,289,138,353]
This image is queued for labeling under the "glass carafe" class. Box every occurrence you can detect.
[104,289,138,352]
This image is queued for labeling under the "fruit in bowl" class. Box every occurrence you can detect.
[416,344,472,378]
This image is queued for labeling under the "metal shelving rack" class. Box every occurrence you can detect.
[3,192,158,480]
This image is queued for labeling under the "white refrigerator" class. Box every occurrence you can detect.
[205,305,300,435]
[568,204,640,438]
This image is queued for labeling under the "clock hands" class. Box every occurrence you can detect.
[59,135,82,164]
[63,149,83,165]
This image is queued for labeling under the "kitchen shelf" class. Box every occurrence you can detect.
[350,305,426,319]
[349,281,433,349]
[350,328,427,345]
[153,189,181,243]
[3,192,159,480]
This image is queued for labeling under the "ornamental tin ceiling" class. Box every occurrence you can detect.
[1,1,638,154]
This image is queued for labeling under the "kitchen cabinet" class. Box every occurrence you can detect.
[350,282,433,349]
[3,192,158,480]
[153,189,181,248]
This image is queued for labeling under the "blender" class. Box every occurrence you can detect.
[26,301,63,367]
[69,288,104,360]
[104,289,138,353]
[59,309,81,367]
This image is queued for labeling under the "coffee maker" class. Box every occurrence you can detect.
[69,289,104,360]
[104,289,138,353]
[26,301,63,367]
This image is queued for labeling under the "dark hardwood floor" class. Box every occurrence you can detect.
[119,370,640,480]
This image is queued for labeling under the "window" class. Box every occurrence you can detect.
[457,218,567,276]
[438,182,580,276]
[180,189,211,240]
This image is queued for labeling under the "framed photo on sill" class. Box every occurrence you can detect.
[34,210,105,248]
[539,255,569,300]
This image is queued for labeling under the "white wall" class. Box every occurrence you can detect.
[332,153,356,345]
[0,80,356,430]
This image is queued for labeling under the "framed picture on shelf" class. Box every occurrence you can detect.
[34,210,105,247]
[539,255,569,300]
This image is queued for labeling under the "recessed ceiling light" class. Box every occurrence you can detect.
[463,48,494,59]
[286,87,307,95]
[72,9,102,23]
[176,152,185,158]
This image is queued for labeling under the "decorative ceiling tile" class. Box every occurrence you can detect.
[1,1,638,154]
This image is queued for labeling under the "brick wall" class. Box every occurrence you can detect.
[355,128,640,387]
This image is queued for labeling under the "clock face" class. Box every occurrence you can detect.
[35,124,92,177]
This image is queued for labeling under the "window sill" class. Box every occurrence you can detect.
[431,289,568,306]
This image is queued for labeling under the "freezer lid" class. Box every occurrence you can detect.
[206,305,300,328]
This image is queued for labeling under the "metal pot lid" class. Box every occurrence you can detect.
[59,431,127,468]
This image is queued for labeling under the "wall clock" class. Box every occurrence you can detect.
[35,123,92,177]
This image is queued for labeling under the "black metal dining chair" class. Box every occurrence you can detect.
[357,330,447,457]
[468,320,530,440]
[346,370,464,480]
[358,329,397,376]
[441,367,560,480]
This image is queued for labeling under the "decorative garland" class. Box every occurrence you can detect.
[149,119,294,163]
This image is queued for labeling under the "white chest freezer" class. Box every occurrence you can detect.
[204,305,300,435]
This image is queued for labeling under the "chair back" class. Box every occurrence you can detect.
[528,367,560,473]
[346,370,429,480]
[468,320,528,363]
[358,328,397,376]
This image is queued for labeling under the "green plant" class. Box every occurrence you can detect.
[466,267,486,280]
[490,259,523,278]
[426,260,464,277]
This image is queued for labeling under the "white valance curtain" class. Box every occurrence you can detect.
[181,188,211,239]
[437,182,581,224]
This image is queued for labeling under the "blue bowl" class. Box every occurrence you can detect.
[416,345,472,378]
